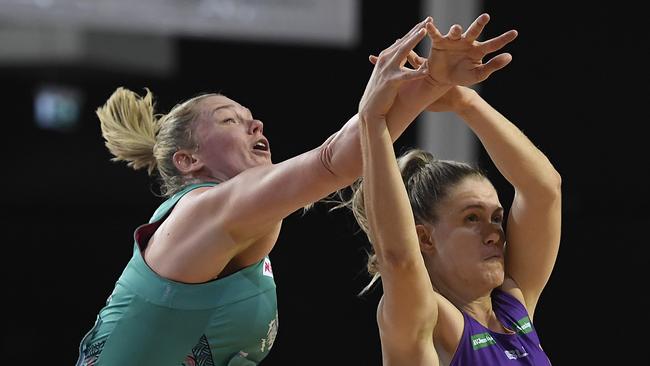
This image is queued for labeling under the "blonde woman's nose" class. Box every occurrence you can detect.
[249,119,264,134]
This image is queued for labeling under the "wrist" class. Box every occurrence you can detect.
[359,110,386,128]
[417,79,454,105]
[453,87,481,117]
[420,73,455,93]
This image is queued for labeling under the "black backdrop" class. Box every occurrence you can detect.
[1,1,647,365]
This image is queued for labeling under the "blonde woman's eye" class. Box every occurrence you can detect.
[223,118,237,124]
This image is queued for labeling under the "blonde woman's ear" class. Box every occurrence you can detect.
[172,150,202,174]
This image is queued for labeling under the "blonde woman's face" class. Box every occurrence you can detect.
[429,177,506,292]
[192,95,271,180]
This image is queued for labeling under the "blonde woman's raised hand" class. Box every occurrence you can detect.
[359,18,433,121]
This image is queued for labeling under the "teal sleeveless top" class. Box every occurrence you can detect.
[77,183,279,366]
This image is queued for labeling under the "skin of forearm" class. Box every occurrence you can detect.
[456,90,561,194]
[360,115,421,263]
[386,80,452,138]
[323,81,450,182]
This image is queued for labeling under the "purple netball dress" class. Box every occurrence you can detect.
[449,288,551,365]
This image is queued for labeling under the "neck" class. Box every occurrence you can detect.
[431,273,497,319]
[431,279,512,333]
[188,171,227,184]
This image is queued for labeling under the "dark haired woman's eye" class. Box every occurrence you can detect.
[466,214,480,222]
[222,118,238,124]
[492,215,504,224]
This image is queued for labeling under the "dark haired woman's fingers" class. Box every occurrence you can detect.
[474,53,513,82]
[406,50,427,69]
[463,13,490,41]
[447,24,464,40]
[425,21,445,43]
[478,30,518,55]
[397,64,430,81]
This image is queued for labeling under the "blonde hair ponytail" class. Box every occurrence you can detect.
[96,87,160,175]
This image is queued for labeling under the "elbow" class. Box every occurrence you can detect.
[544,168,562,198]
[528,168,562,202]
[318,141,344,181]
[318,134,359,183]
[318,140,336,176]
[553,169,562,192]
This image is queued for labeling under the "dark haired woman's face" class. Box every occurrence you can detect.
[429,177,506,292]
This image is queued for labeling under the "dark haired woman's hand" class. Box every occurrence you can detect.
[370,14,517,89]
[424,13,518,86]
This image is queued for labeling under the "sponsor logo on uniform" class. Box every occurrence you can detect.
[263,257,273,278]
[183,335,215,366]
[80,340,105,366]
[513,316,533,334]
[260,311,279,353]
[504,347,529,360]
[471,332,496,350]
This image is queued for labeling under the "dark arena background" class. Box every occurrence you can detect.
[1,1,646,365]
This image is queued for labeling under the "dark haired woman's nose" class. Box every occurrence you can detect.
[484,225,505,247]
[249,119,264,135]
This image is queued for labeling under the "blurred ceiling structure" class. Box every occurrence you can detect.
[0,0,360,75]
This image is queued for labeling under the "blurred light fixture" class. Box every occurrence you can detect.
[34,84,83,132]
